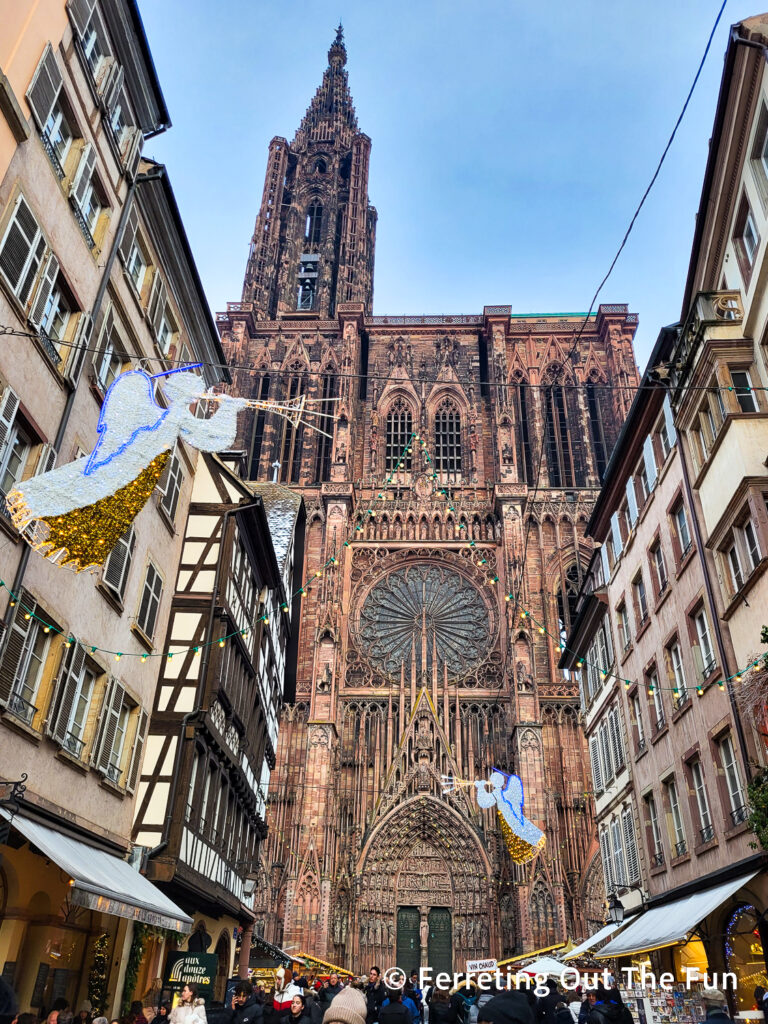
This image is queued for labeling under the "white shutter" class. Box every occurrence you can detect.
[611,818,626,888]
[35,443,57,476]
[101,61,124,113]
[609,707,625,771]
[662,395,677,447]
[126,708,149,794]
[102,525,135,599]
[600,722,614,782]
[622,808,641,884]
[0,195,45,303]
[0,386,20,464]
[625,477,638,526]
[69,143,95,207]
[118,203,139,265]
[610,512,623,558]
[67,0,96,37]
[94,303,115,387]
[92,677,125,772]
[600,830,613,891]
[0,589,35,707]
[122,126,143,180]
[26,44,63,132]
[599,542,610,584]
[148,272,168,338]
[590,736,603,794]
[47,641,86,743]
[28,251,59,328]
[64,313,92,386]
[643,435,658,491]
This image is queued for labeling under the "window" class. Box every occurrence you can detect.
[674,502,692,558]
[0,195,47,305]
[296,253,319,312]
[39,280,71,352]
[649,670,664,731]
[67,666,95,753]
[734,194,760,278]
[248,374,270,480]
[386,398,413,473]
[47,641,96,758]
[610,818,625,888]
[632,694,645,749]
[148,271,175,353]
[160,449,183,522]
[94,305,129,392]
[719,735,747,821]
[305,201,323,248]
[514,379,534,484]
[0,592,51,726]
[731,370,758,413]
[586,380,608,480]
[646,793,663,862]
[659,416,672,461]
[600,829,613,891]
[633,573,648,625]
[434,398,462,480]
[589,736,603,794]
[44,98,75,169]
[137,562,163,639]
[102,526,135,601]
[665,778,686,855]
[126,239,148,293]
[608,706,625,772]
[0,410,30,501]
[81,17,105,76]
[743,518,761,571]
[618,603,631,651]
[694,609,716,678]
[727,541,745,592]
[279,365,306,483]
[638,460,650,504]
[313,372,338,483]
[691,758,713,841]
[650,540,668,596]
[545,383,574,488]
[669,640,688,705]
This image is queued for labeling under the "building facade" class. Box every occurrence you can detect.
[0,0,226,1015]
[131,455,304,1000]
[218,28,641,966]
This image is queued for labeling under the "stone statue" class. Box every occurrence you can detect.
[420,918,429,946]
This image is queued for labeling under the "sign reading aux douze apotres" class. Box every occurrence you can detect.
[163,952,218,995]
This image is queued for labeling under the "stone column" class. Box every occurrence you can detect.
[419,905,429,969]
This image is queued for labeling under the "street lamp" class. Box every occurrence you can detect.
[607,894,625,926]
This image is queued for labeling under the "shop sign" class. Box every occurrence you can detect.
[164,952,218,997]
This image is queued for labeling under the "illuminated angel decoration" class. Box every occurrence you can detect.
[6,365,335,572]
[442,767,545,864]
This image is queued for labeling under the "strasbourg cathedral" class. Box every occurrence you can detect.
[217,28,640,969]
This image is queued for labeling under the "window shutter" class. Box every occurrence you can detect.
[611,818,625,888]
[26,44,63,133]
[148,273,168,338]
[47,641,85,743]
[69,143,95,208]
[92,677,125,772]
[622,808,640,883]
[600,722,614,782]
[610,512,623,558]
[625,477,638,526]
[643,435,658,490]
[28,251,59,327]
[102,525,134,599]
[126,707,148,794]
[64,313,92,386]
[35,443,57,476]
[0,196,43,301]
[599,542,610,584]
[0,589,36,706]
[122,126,143,180]
[118,203,139,265]
[102,62,124,114]
[609,707,625,771]
[160,450,183,521]
[94,303,115,386]
[67,0,96,37]
[600,830,613,891]
[662,395,677,447]
[590,736,603,794]
[0,386,21,464]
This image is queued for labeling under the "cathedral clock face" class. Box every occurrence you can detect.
[357,563,492,680]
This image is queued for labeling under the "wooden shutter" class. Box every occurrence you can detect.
[662,395,677,447]
[609,707,625,771]
[622,808,640,883]
[643,435,658,490]
[34,443,57,476]
[589,736,603,794]
[67,0,96,37]
[47,641,85,743]
[161,450,183,521]
[117,203,139,265]
[28,251,59,327]
[0,589,36,707]
[122,126,143,180]
[101,61,124,113]
[625,476,638,526]
[126,707,148,794]
[64,313,92,385]
[102,525,135,599]
[0,196,44,301]
[0,386,20,465]
[92,677,125,772]
[69,143,96,208]
[26,44,63,133]
[610,511,623,558]
[148,272,168,338]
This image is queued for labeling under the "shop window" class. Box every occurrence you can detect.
[724,906,767,1012]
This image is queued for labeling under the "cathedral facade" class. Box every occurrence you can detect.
[217,28,640,968]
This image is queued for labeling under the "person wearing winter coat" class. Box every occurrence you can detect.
[427,990,457,1024]
[303,991,323,1024]
[536,981,560,1024]
[381,993,417,1024]
[476,989,535,1024]
[379,990,412,1024]
[281,996,311,1024]
[701,992,734,1024]
[322,980,344,1010]
[585,989,631,1024]
[555,1004,572,1024]
[365,971,386,1024]
[170,986,208,1024]
[231,982,264,1024]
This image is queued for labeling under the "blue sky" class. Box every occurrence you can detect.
[138,1,740,367]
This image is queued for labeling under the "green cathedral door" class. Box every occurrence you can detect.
[428,908,452,976]
[397,907,420,972]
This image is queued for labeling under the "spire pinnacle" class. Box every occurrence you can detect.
[328,22,347,67]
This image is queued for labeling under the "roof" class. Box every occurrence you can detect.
[101,0,171,136]
[247,483,303,577]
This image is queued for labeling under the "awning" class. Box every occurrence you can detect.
[597,870,760,958]
[563,918,636,961]
[295,953,354,977]
[498,942,568,967]
[517,956,568,977]
[0,809,192,932]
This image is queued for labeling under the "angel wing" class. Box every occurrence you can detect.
[86,370,168,474]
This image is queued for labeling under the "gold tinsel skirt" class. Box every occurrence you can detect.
[498,810,546,863]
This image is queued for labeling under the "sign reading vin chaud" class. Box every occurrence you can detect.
[164,952,218,997]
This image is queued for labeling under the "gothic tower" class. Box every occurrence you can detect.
[219,29,640,968]
[241,26,376,321]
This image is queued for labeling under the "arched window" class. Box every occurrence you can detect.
[586,380,608,481]
[434,398,462,481]
[513,377,534,483]
[248,373,270,480]
[556,563,583,640]
[305,201,323,248]
[314,372,337,482]
[544,379,575,488]
[386,398,412,472]
[529,881,556,950]
[279,364,307,483]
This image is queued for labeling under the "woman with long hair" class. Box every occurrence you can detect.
[170,986,207,1024]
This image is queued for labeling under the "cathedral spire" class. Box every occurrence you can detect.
[294,25,358,147]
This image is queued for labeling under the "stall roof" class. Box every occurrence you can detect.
[0,809,192,932]
[597,870,759,958]
[498,942,568,968]
[295,953,354,977]
[516,956,568,978]
[563,919,636,961]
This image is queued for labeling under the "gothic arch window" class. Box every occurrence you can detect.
[512,376,534,484]
[279,363,307,483]
[529,881,557,949]
[249,372,270,480]
[434,398,462,481]
[586,377,608,481]
[386,398,413,472]
[305,201,323,248]
[543,369,576,488]
[314,371,338,482]
[556,563,583,641]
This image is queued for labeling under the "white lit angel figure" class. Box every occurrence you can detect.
[6,366,247,572]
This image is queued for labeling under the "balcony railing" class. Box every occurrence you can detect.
[730,804,749,826]
[652,848,665,867]
[105,762,122,785]
[673,692,691,712]
[674,839,688,858]
[636,738,647,754]
[70,200,95,249]
[701,657,717,680]
[38,328,63,365]
[61,732,85,758]
[699,824,715,843]
[7,691,37,725]
[40,130,66,180]
[673,290,745,395]
[654,712,666,732]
